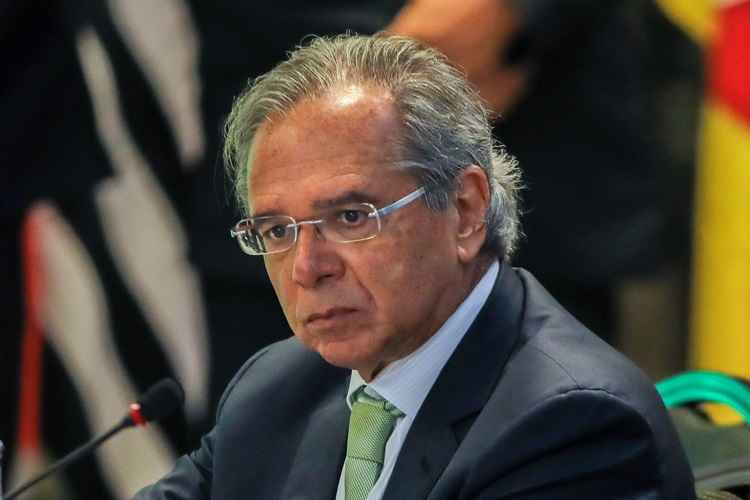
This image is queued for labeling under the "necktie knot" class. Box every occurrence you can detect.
[345,387,403,500]
[351,389,404,419]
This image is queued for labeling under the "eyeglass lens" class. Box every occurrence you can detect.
[235,203,380,255]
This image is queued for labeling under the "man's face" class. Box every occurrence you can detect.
[249,87,472,380]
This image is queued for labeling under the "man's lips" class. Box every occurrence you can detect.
[304,307,358,325]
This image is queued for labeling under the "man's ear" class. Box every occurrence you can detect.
[454,165,490,263]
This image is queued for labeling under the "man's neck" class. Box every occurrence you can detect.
[359,256,498,382]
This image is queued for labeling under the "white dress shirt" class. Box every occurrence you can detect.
[335,261,499,500]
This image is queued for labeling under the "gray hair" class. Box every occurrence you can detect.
[224,33,522,259]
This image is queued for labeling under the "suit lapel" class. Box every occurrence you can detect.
[383,264,525,500]
[280,378,350,500]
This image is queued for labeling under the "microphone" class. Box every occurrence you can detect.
[127,378,185,426]
[3,379,184,500]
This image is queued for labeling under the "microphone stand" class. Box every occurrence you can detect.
[0,378,182,500]
[2,418,131,500]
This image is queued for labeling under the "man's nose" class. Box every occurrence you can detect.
[291,224,343,288]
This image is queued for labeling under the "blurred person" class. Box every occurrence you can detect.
[134,34,694,500]
[388,0,693,366]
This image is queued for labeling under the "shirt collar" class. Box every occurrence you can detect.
[346,260,499,417]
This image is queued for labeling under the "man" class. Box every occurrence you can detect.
[134,34,694,499]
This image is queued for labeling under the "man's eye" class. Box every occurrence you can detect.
[265,225,288,240]
[338,210,366,225]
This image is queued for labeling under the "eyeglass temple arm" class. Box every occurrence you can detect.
[375,187,426,217]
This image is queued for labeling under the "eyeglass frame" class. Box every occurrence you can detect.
[229,186,427,256]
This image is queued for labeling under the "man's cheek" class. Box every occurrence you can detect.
[381,258,413,282]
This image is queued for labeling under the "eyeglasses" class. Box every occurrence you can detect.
[229,187,426,256]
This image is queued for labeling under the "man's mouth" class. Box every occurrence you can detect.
[304,307,358,326]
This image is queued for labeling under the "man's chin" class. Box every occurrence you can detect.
[314,340,380,376]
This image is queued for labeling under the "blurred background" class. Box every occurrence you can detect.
[1,0,748,498]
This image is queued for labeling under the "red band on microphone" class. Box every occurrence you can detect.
[129,403,147,426]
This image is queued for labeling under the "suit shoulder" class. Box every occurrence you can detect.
[216,337,348,419]
[488,269,694,497]
[511,269,658,405]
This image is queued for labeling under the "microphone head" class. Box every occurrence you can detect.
[137,378,184,423]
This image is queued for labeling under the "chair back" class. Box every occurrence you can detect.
[657,371,750,499]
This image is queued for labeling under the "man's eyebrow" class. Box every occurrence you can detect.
[251,190,379,218]
[311,191,379,210]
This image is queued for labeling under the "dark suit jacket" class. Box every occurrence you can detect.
[134,265,695,499]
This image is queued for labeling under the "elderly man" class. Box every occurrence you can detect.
[134,34,694,500]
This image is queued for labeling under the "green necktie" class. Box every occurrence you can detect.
[344,388,404,500]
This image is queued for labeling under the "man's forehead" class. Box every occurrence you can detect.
[250,86,400,165]
[247,86,409,214]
